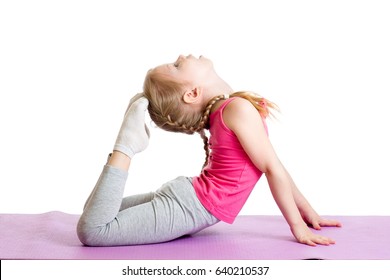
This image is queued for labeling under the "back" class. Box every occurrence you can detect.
[192,97,265,223]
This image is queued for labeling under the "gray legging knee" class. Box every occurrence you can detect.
[77,165,219,246]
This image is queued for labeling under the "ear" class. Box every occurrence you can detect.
[183,87,202,104]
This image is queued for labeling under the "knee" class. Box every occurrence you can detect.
[76,218,100,246]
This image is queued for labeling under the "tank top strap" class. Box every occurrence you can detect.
[210,97,238,117]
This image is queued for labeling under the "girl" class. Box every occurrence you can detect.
[77,55,341,247]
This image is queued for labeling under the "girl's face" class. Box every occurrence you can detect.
[149,54,215,87]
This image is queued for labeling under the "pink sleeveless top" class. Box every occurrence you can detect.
[192,98,266,223]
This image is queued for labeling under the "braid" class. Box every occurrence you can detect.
[199,129,209,169]
[159,94,228,170]
[198,94,229,169]
[163,114,199,135]
[197,92,278,169]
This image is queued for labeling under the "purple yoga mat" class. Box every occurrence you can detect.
[0,211,389,260]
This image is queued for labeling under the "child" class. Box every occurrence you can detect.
[77,55,341,247]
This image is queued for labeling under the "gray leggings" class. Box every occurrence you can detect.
[77,164,219,246]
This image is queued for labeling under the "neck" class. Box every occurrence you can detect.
[202,80,234,105]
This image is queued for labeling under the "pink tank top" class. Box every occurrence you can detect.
[192,97,266,223]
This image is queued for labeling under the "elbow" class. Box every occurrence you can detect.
[262,161,285,180]
[259,161,278,176]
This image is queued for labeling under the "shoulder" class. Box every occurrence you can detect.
[222,97,276,173]
[223,97,262,131]
[224,97,259,116]
[226,96,253,109]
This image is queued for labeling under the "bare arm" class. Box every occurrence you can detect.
[283,165,342,229]
[223,98,339,246]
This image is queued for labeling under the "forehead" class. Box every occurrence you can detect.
[147,63,175,78]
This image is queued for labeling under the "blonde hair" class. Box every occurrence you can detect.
[143,72,278,169]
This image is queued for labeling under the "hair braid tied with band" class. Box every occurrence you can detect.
[197,94,230,169]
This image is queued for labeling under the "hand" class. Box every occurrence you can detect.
[300,208,342,230]
[291,223,336,247]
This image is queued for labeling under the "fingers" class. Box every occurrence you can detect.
[300,234,336,247]
[312,221,322,230]
[304,239,317,247]
[293,225,336,247]
[315,235,335,246]
[318,219,342,228]
[309,218,342,230]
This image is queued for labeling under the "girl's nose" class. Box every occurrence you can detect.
[175,55,185,64]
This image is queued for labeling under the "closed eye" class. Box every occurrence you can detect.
[173,57,182,68]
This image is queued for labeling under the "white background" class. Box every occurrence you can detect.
[1,0,389,216]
